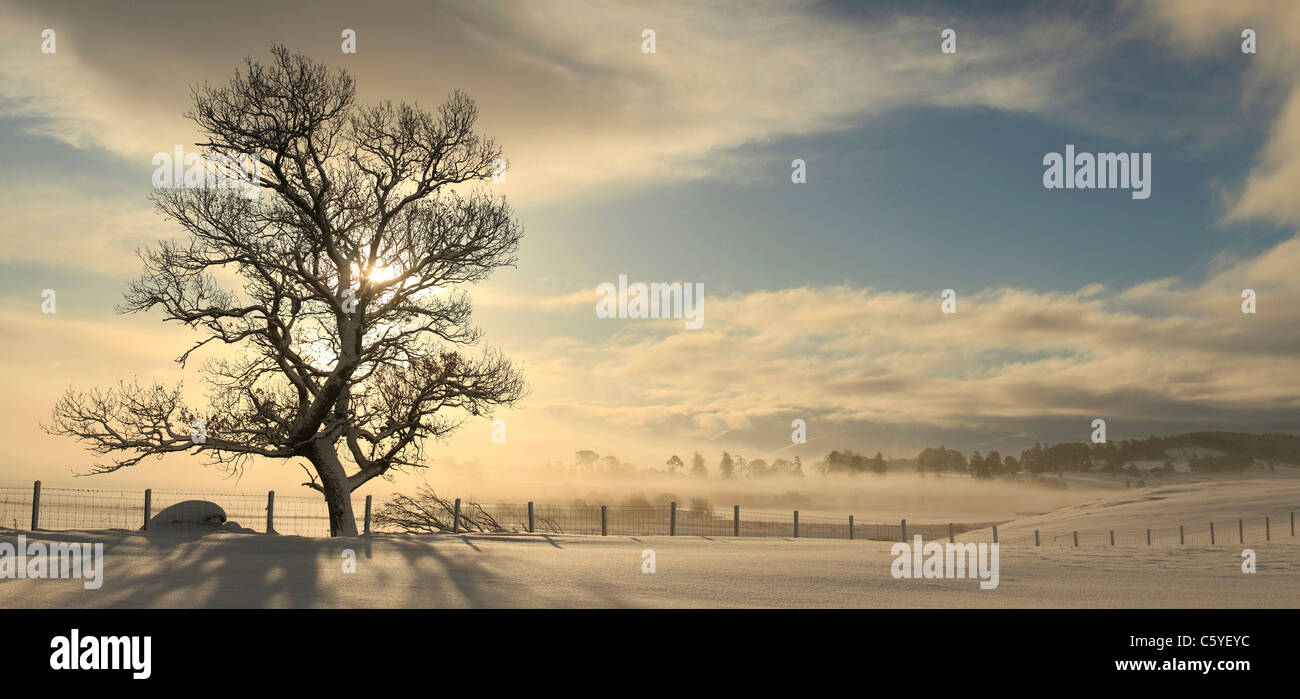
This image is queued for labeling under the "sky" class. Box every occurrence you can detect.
[0,0,1298,495]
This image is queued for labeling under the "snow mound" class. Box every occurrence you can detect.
[147,500,227,530]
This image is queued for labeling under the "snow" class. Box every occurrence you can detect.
[988,478,1300,532]
[146,500,227,530]
[1,526,1294,608]
[1128,460,1191,473]
[2,479,1295,608]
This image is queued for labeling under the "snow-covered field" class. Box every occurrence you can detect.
[986,478,1300,532]
[2,479,1295,609]
[0,527,1294,609]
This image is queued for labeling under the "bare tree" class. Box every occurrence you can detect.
[45,46,526,536]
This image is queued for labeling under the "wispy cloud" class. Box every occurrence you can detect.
[513,233,1300,452]
[1133,0,1300,225]
[0,0,1110,207]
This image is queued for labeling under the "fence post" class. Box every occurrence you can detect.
[1210,521,1215,545]
[453,498,461,534]
[528,501,535,533]
[1239,519,1244,544]
[1180,524,1184,545]
[1266,516,1270,541]
[363,495,372,536]
[30,480,40,531]
[670,501,676,536]
[1073,531,1078,547]
[1292,511,1295,536]
[948,522,954,544]
[266,490,275,534]
[601,506,607,536]
[849,515,855,540]
[143,489,152,531]
[733,505,739,537]
[1034,529,1040,546]
[992,525,998,544]
[1110,530,1115,546]
[793,510,799,538]
[901,519,907,542]
[1146,528,1151,545]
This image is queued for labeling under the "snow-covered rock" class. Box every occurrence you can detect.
[146,500,227,530]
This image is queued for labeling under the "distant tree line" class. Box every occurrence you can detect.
[570,450,803,478]
[819,432,1300,478]
[568,432,1297,480]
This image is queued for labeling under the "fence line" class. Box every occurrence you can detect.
[1,482,1296,547]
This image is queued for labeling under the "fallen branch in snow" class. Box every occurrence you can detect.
[372,487,503,533]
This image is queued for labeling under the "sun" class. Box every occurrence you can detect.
[366,263,400,283]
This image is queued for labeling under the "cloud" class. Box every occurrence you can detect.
[0,297,194,481]
[1132,0,1300,225]
[0,0,1105,206]
[473,286,593,312]
[0,185,175,276]
[511,232,1300,453]
[6,0,1299,480]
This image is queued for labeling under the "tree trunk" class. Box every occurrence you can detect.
[311,445,359,537]
[322,480,359,537]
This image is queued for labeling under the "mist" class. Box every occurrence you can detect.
[403,459,1104,523]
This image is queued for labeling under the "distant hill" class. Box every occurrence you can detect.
[1024,431,1300,474]
[856,431,1300,477]
[1155,432,1300,462]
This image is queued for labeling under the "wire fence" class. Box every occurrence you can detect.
[0,485,344,537]
[2,483,1297,547]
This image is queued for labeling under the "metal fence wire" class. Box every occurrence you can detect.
[1,486,357,538]
[2,484,1296,546]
